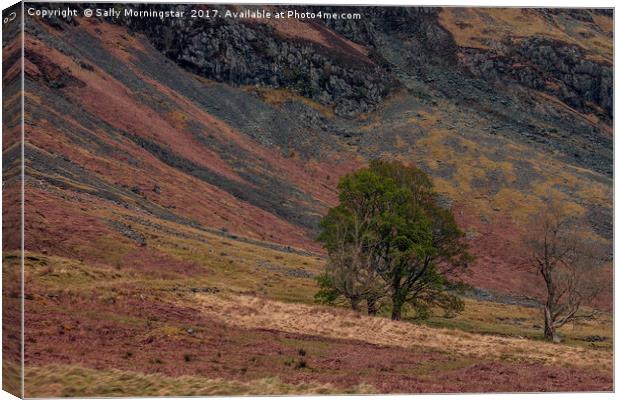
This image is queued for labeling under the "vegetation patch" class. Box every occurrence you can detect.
[24,365,370,397]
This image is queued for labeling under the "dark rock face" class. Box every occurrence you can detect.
[119,6,463,118]
[460,37,613,121]
[121,5,396,117]
[317,6,458,65]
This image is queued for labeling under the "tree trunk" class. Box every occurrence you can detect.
[367,297,378,316]
[543,306,560,342]
[391,273,404,321]
[350,297,361,312]
[391,295,404,321]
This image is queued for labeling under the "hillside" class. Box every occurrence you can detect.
[3,5,614,395]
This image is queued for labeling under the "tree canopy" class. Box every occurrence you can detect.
[316,160,471,320]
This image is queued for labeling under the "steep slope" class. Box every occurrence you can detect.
[24,15,354,256]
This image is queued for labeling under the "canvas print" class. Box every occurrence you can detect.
[2,2,613,397]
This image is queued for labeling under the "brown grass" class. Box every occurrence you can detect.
[25,365,374,397]
[242,86,335,118]
[195,293,612,373]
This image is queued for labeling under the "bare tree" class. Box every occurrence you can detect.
[315,209,385,314]
[526,203,608,342]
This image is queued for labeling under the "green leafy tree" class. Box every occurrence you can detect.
[318,159,471,320]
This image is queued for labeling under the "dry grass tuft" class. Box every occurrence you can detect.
[242,86,335,118]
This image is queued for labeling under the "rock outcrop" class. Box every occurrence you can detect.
[122,5,397,117]
[459,37,613,121]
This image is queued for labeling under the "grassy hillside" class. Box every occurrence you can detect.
[17,237,612,395]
